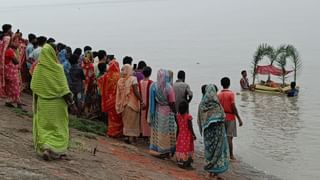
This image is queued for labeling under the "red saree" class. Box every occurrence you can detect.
[0,36,11,97]
[98,60,123,137]
[139,79,153,137]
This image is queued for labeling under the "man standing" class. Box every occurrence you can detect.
[173,70,193,112]
[26,33,37,70]
[240,70,250,90]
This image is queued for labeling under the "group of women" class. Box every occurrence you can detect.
[101,64,230,177]
[1,24,231,178]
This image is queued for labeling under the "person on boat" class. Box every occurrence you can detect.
[218,77,243,161]
[287,81,299,97]
[149,69,176,158]
[173,70,193,113]
[240,70,250,90]
[198,84,229,178]
[31,43,77,161]
[265,79,279,88]
[116,64,144,144]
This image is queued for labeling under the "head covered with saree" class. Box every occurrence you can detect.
[31,43,70,99]
[116,64,135,114]
[149,69,172,125]
[98,60,121,112]
[156,69,172,105]
[198,84,225,135]
[198,84,229,174]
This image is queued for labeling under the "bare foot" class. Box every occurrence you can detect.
[230,156,237,161]
[206,173,217,180]
[217,176,225,180]
[230,156,237,162]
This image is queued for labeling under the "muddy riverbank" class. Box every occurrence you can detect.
[0,94,279,180]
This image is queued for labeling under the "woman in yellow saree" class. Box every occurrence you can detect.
[31,43,76,160]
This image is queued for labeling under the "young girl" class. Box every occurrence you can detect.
[176,101,196,169]
[81,51,96,117]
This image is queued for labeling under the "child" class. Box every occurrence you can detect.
[69,54,85,116]
[176,101,196,169]
[218,77,243,161]
[81,51,96,117]
[287,81,299,97]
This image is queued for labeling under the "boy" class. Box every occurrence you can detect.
[218,77,243,161]
[287,81,299,97]
[173,70,193,112]
[69,54,85,116]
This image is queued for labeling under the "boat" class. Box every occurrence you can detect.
[250,44,302,94]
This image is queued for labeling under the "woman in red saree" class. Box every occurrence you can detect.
[0,24,13,98]
[3,35,22,107]
[98,60,123,137]
[139,66,153,138]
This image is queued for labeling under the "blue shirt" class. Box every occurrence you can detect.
[287,88,299,97]
[26,43,34,69]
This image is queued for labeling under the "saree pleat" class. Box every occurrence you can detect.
[31,44,70,155]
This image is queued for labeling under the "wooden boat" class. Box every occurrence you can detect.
[254,84,298,94]
[250,44,302,94]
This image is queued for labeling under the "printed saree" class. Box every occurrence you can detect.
[198,84,229,174]
[149,69,176,155]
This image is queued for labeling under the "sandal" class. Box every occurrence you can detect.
[5,102,15,108]
[59,154,71,161]
[43,150,51,161]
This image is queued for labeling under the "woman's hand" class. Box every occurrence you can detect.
[69,103,78,114]
[141,102,146,110]
[193,135,197,140]
[12,58,19,65]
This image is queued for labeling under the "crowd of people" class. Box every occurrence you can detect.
[1,24,247,179]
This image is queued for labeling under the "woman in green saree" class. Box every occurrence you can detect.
[31,43,76,160]
[198,84,229,179]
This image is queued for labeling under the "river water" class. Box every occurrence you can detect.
[2,0,320,179]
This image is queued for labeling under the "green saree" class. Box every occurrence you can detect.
[31,44,71,155]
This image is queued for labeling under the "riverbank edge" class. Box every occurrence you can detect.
[0,93,280,180]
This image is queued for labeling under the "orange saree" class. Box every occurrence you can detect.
[98,60,123,137]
